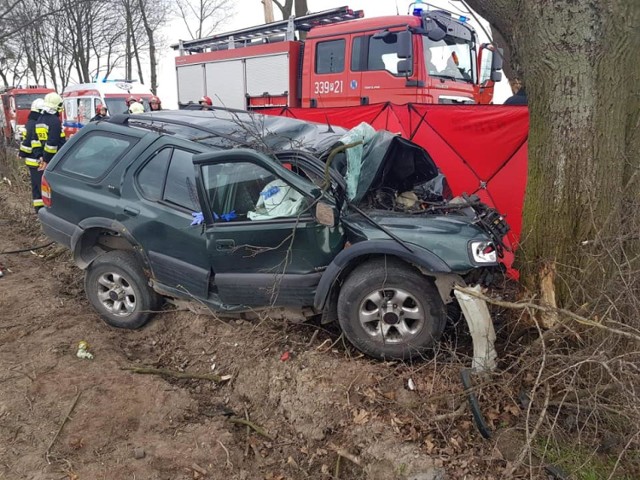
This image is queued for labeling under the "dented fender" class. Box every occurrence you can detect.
[313,239,452,311]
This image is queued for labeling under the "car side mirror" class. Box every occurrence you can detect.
[397,30,412,59]
[490,71,503,82]
[315,201,337,227]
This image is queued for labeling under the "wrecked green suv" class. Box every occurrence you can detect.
[39,109,508,361]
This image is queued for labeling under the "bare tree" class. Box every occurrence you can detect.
[271,0,307,20]
[174,0,234,40]
[137,0,169,93]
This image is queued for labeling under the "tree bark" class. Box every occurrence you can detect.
[465,0,640,311]
[137,0,157,93]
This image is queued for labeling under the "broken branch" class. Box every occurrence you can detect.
[328,443,362,466]
[121,366,228,383]
[453,286,640,343]
[227,417,274,441]
[45,389,82,463]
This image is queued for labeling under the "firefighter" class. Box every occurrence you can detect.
[123,96,137,113]
[90,104,108,122]
[18,98,45,212]
[128,101,145,114]
[199,96,213,110]
[149,96,162,111]
[36,92,66,174]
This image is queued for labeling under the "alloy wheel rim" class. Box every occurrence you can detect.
[358,288,425,344]
[96,272,136,316]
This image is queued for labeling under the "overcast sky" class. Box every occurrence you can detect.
[155,0,512,106]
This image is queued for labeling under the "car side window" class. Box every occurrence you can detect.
[315,39,346,74]
[201,162,307,222]
[137,148,171,201]
[58,132,136,180]
[164,148,199,210]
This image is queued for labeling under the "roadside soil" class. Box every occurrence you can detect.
[0,158,522,480]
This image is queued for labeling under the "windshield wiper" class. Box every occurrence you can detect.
[431,73,472,84]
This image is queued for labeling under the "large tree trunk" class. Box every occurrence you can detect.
[465,0,640,311]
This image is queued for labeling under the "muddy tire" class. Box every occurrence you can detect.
[337,258,446,360]
[84,250,161,329]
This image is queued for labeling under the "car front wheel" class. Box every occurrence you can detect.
[85,250,161,329]
[337,258,446,360]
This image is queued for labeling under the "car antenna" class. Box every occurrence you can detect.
[324,114,334,133]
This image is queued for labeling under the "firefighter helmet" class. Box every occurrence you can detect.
[96,104,107,115]
[30,98,45,112]
[44,92,63,112]
[125,96,137,106]
[128,102,144,114]
[199,96,213,106]
[149,95,161,106]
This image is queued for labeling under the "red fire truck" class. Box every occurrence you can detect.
[0,85,54,143]
[172,5,503,110]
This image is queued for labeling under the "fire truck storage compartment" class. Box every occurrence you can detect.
[245,54,290,104]
[177,64,206,104]
[205,60,246,110]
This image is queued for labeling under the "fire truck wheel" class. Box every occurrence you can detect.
[84,250,161,329]
[337,258,446,360]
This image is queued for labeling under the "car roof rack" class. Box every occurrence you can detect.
[172,6,363,54]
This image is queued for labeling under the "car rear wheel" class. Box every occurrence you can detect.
[337,258,446,360]
[85,250,161,329]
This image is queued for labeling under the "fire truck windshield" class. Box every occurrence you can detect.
[15,93,46,110]
[423,36,476,84]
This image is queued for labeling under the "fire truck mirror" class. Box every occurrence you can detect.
[397,31,412,59]
[491,47,504,71]
[425,25,446,42]
[397,60,411,76]
[490,71,503,82]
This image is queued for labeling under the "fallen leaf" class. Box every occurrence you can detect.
[353,409,370,425]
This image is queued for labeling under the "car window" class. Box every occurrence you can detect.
[201,162,307,222]
[164,148,199,210]
[137,148,171,200]
[58,132,135,179]
[315,39,345,74]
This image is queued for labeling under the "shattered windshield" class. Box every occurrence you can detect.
[423,36,476,83]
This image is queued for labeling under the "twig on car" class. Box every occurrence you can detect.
[45,388,82,463]
[121,366,228,383]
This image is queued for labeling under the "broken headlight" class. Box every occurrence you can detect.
[469,241,498,264]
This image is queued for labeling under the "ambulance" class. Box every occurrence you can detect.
[62,80,154,138]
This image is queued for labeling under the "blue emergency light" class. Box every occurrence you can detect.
[412,0,424,17]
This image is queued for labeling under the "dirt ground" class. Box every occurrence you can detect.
[0,161,524,480]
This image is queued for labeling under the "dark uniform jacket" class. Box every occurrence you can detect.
[18,111,44,167]
[36,112,66,163]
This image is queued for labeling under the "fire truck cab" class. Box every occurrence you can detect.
[303,11,502,107]
[1,85,54,142]
[62,81,153,138]
[172,6,503,110]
